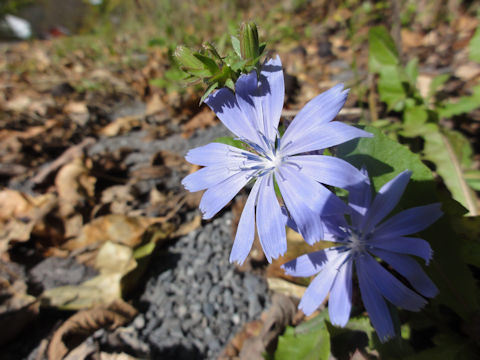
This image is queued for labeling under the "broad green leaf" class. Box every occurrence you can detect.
[378,66,406,111]
[469,26,480,63]
[193,53,219,75]
[275,314,330,360]
[405,58,419,86]
[438,85,480,118]
[428,74,449,100]
[423,129,478,215]
[401,106,431,137]
[368,26,399,71]
[174,45,205,71]
[231,35,241,57]
[336,126,434,204]
[465,169,480,191]
[337,126,478,319]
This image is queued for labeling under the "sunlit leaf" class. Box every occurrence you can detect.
[275,313,330,360]
[368,26,399,71]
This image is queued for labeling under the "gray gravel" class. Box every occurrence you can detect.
[116,212,270,359]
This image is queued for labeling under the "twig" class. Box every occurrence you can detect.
[31,137,95,185]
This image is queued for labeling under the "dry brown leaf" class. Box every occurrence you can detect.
[454,63,480,81]
[145,93,166,116]
[47,299,137,360]
[63,215,157,251]
[99,352,139,360]
[266,228,331,284]
[64,102,88,115]
[55,157,95,215]
[237,293,297,360]
[219,320,263,359]
[101,185,136,215]
[401,29,424,49]
[0,189,57,255]
[172,214,201,237]
[267,277,307,299]
[181,107,217,138]
[41,242,137,309]
[100,115,142,137]
[32,137,95,185]
[0,260,39,346]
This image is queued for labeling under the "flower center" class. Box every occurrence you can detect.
[264,152,284,170]
[347,231,367,255]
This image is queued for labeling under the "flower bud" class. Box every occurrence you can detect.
[174,45,204,71]
[240,22,259,61]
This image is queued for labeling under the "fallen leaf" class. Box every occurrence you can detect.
[64,101,88,115]
[42,221,174,309]
[454,63,480,81]
[0,260,39,346]
[41,242,136,309]
[267,277,307,299]
[238,293,297,359]
[47,299,137,360]
[0,189,57,255]
[100,116,142,137]
[55,157,95,215]
[181,107,217,138]
[32,137,96,185]
[401,29,424,49]
[99,352,139,360]
[63,215,155,251]
[172,214,201,237]
[146,93,166,116]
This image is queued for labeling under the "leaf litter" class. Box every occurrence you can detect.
[0,3,480,359]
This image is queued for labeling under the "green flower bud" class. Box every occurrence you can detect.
[240,22,260,61]
[174,45,205,71]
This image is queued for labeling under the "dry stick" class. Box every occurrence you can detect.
[31,137,95,185]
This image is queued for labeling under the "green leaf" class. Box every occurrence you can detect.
[428,74,449,100]
[275,314,330,360]
[423,129,478,215]
[174,45,205,70]
[401,105,433,137]
[405,58,419,86]
[231,35,241,57]
[337,125,479,320]
[224,78,235,91]
[368,26,399,71]
[199,82,218,104]
[378,66,407,111]
[193,53,219,75]
[464,169,480,191]
[438,85,480,118]
[337,126,434,201]
[213,136,244,149]
[469,26,480,63]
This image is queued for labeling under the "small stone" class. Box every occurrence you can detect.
[134,314,145,329]
[202,303,215,318]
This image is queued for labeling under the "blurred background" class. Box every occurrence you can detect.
[1,1,480,360]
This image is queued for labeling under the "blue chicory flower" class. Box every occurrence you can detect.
[182,56,372,265]
[282,169,442,342]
